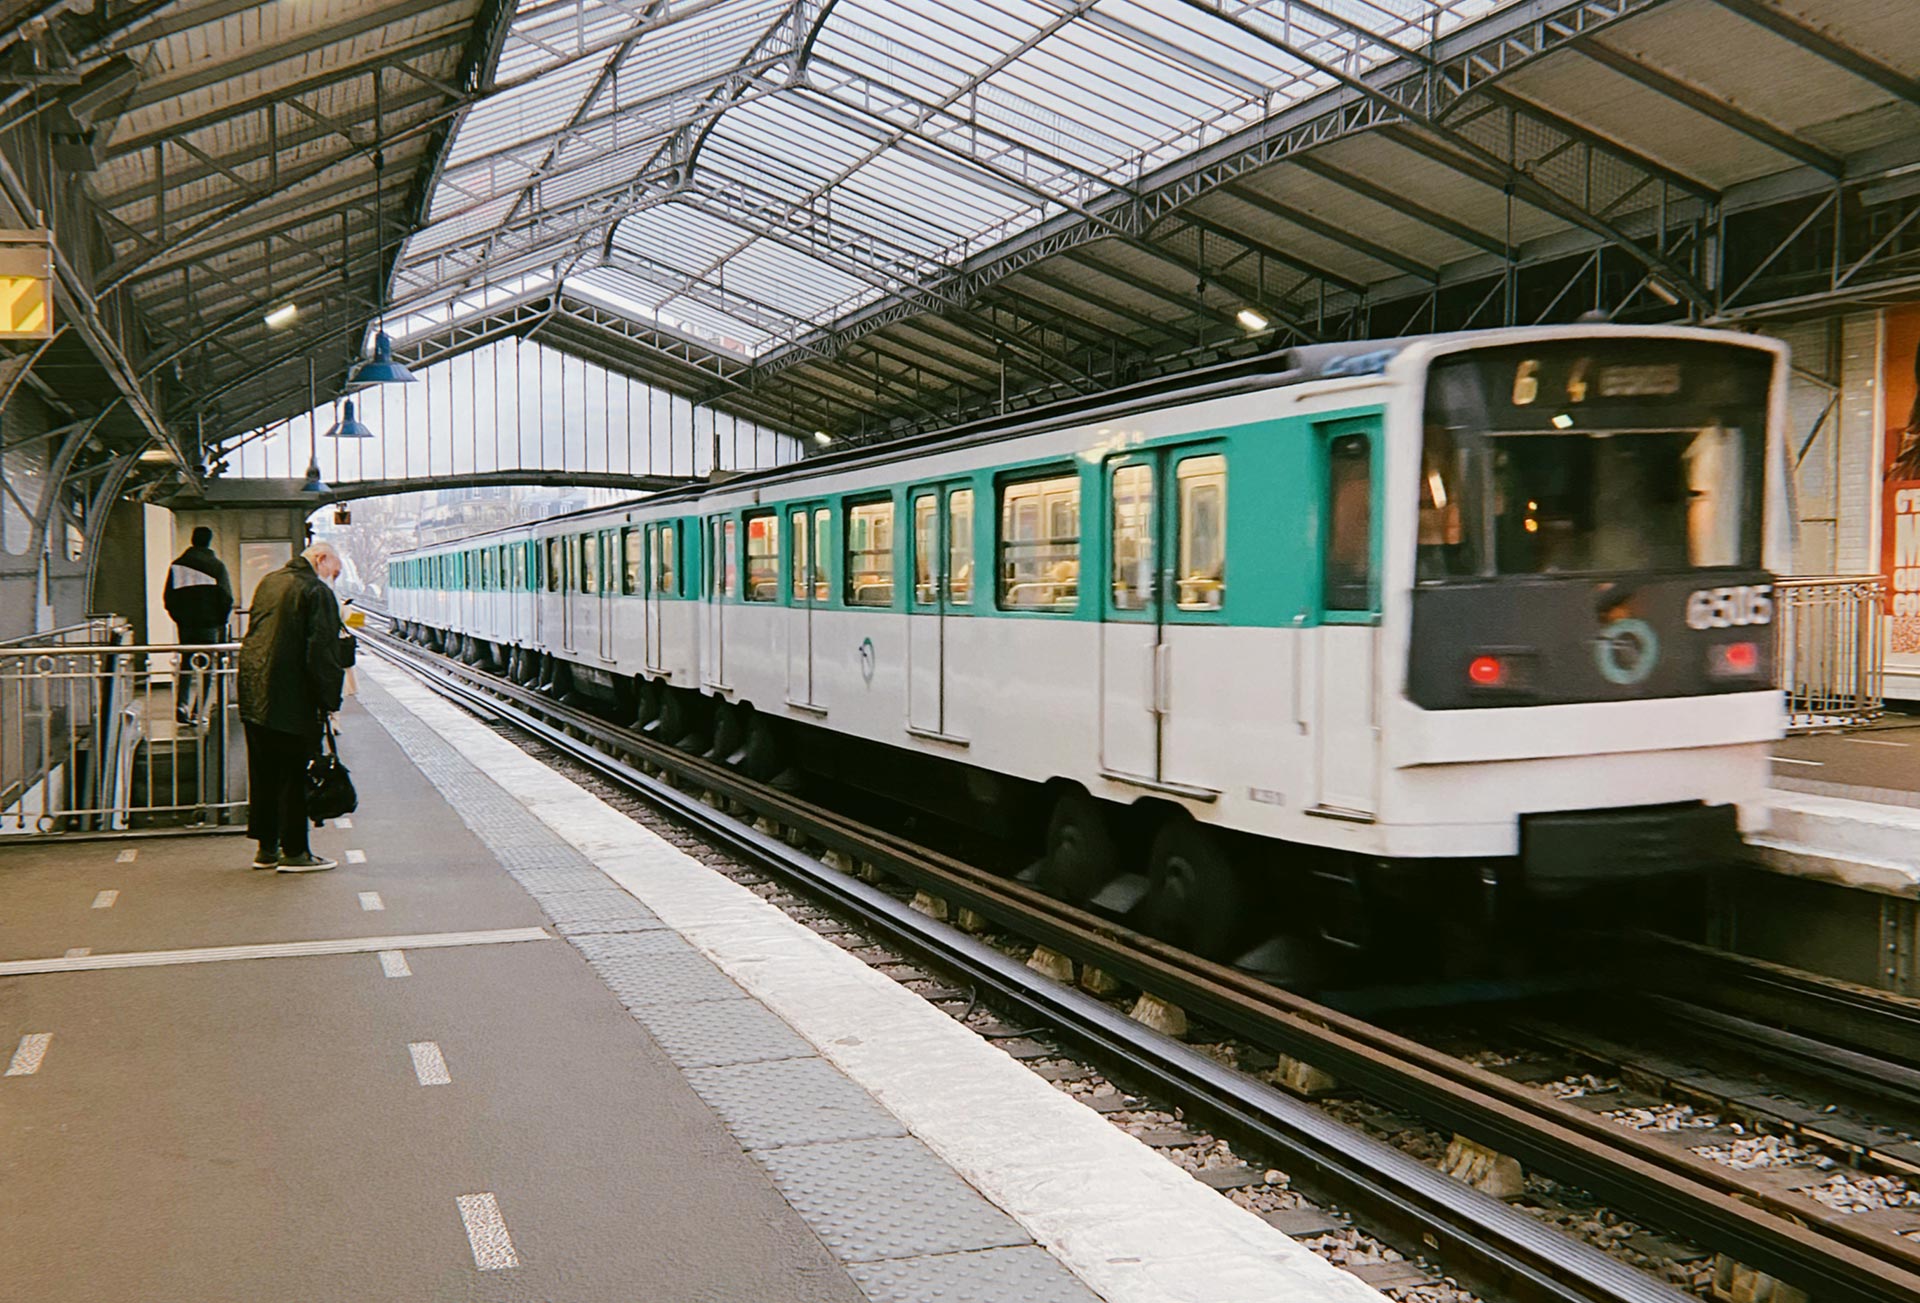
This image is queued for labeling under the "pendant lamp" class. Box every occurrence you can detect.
[348,90,417,387]
[325,398,373,438]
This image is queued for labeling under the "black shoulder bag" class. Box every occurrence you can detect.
[306,718,358,825]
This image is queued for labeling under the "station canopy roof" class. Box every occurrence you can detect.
[72,0,1920,457]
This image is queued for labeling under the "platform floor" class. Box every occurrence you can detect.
[1771,716,1920,805]
[1,659,1385,1303]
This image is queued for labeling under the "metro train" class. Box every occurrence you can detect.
[388,325,1792,965]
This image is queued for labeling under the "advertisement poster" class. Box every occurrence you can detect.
[1882,305,1920,656]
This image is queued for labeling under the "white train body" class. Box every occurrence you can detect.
[391,325,1791,900]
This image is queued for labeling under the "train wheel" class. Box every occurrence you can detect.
[1143,818,1242,960]
[1035,789,1117,906]
[737,712,783,781]
[705,700,744,763]
[633,678,661,729]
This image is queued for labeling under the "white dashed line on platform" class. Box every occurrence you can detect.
[91,890,117,909]
[378,950,411,978]
[115,849,136,863]
[6,1033,52,1076]
[1842,737,1908,747]
[334,817,353,829]
[409,1041,451,1086]
[63,948,89,958]
[1770,756,1824,766]
[358,892,384,911]
[345,849,367,864]
[456,1193,518,1270]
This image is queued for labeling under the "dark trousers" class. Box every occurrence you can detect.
[244,724,317,856]
[174,626,220,715]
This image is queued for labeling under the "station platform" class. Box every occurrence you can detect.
[0,656,1388,1303]
[1754,720,1920,895]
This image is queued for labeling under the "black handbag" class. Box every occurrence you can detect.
[306,718,358,825]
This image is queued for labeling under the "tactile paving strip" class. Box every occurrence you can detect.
[755,1137,1032,1262]
[627,996,816,1069]
[533,888,667,931]
[847,1246,1100,1303]
[685,1058,910,1150]
[574,934,755,1007]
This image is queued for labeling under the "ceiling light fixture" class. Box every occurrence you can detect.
[1235,308,1270,332]
[812,430,832,446]
[1645,278,1679,307]
[347,80,417,386]
[264,302,298,329]
[325,398,373,439]
[138,447,174,463]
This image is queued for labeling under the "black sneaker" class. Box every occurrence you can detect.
[251,848,279,870]
[276,853,337,874]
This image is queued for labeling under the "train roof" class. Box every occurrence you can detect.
[395,322,1780,557]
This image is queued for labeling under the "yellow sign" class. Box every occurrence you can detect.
[0,275,47,336]
[0,230,52,339]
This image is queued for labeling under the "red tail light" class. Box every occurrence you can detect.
[1468,655,1505,687]
[1711,641,1760,676]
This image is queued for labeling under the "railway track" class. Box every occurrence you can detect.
[363,623,1920,1303]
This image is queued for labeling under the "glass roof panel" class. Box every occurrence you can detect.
[398,0,1532,358]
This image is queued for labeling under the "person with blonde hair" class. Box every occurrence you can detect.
[236,540,347,872]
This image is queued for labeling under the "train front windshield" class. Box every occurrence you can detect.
[1418,341,1773,581]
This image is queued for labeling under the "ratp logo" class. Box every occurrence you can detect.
[1594,618,1659,686]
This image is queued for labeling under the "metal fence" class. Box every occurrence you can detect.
[1775,575,1886,731]
[1,631,247,839]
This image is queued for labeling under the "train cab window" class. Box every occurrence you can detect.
[846,499,894,606]
[912,494,937,605]
[623,528,641,595]
[999,471,1079,611]
[1110,463,1153,612]
[1176,455,1226,611]
[948,488,973,605]
[1325,434,1373,612]
[744,513,779,601]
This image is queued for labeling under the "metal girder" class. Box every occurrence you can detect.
[1287,154,1512,257]
[1573,37,1843,176]
[1705,0,1919,104]
[1219,181,1437,281]
[1477,87,1716,201]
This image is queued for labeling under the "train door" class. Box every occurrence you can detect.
[597,530,619,662]
[704,516,734,688]
[786,504,828,708]
[1309,421,1381,819]
[644,523,673,672]
[1099,444,1224,792]
[907,482,972,738]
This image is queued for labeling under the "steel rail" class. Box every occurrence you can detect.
[364,627,1920,1303]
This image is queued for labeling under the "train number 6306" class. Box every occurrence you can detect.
[1685,584,1773,630]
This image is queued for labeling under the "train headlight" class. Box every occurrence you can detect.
[1709,641,1762,678]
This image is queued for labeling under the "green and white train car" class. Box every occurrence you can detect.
[390,324,1792,956]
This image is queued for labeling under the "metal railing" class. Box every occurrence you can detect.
[0,614,132,650]
[1775,575,1885,731]
[0,635,247,839]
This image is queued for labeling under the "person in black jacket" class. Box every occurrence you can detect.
[239,541,347,872]
[162,526,234,725]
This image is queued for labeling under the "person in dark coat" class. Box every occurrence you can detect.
[162,525,234,724]
[239,541,346,872]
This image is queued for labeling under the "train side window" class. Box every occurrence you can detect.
[546,539,561,592]
[721,519,738,597]
[623,528,641,595]
[1176,454,1226,611]
[659,525,678,595]
[948,488,973,605]
[1109,463,1153,612]
[813,508,830,601]
[998,471,1079,611]
[846,498,894,607]
[744,512,779,601]
[1324,434,1373,612]
[581,534,598,595]
[912,493,937,605]
[790,511,810,602]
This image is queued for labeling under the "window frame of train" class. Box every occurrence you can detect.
[743,510,780,602]
[1320,423,1380,622]
[643,521,678,673]
[1103,443,1229,624]
[785,501,832,708]
[844,494,896,608]
[995,465,1081,614]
